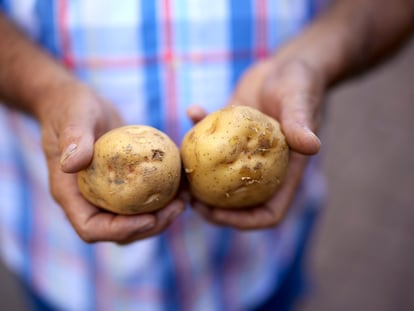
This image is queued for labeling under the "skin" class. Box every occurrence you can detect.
[0,0,413,241]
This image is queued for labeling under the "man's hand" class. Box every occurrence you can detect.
[0,13,185,243]
[38,82,185,243]
[186,0,414,230]
[187,57,324,230]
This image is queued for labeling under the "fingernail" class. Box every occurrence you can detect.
[169,207,185,221]
[307,129,321,146]
[60,143,77,165]
[300,125,319,141]
[139,219,155,232]
[302,127,321,153]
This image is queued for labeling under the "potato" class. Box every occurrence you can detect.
[78,125,181,215]
[181,105,289,208]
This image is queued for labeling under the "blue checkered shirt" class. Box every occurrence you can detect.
[0,1,327,310]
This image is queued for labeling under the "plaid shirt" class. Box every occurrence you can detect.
[0,1,327,310]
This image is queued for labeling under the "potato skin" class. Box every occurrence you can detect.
[181,105,289,208]
[78,125,181,215]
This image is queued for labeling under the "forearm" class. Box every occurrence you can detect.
[275,0,414,86]
[0,11,77,120]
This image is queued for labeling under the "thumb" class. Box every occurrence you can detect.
[186,104,208,124]
[278,93,321,155]
[260,61,323,156]
[59,124,95,173]
[261,79,321,155]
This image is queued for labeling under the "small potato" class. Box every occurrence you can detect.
[78,125,181,215]
[181,105,289,208]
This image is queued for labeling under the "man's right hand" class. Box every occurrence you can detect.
[0,12,185,244]
[37,82,185,244]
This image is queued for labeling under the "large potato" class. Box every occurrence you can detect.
[181,105,289,208]
[78,125,181,215]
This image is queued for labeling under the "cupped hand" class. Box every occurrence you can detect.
[38,82,185,243]
[187,57,325,230]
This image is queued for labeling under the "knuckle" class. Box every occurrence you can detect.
[62,124,82,137]
[268,211,284,227]
[269,217,282,228]
[76,225,98,244]
[107,220,137,242]
[114,230,135,243]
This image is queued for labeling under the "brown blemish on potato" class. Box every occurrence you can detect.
[152,149,165,161]
[253,162,263,171]
[258,137,271,150]
[206,117,219,134]
[114,179,125,185]
[128,164,135,173]
[239,165,262,182]
[110,154,121,164]
[220,157,236,165]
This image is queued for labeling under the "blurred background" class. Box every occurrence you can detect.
[299,35,414,311]
[1,37,413,311]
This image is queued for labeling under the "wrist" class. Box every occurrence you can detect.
[0,13,83,121]
[271,23,350,90]
[274,0,414,88]
[32,74,84,124]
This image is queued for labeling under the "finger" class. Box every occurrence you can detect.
[260,152,309,222]
[58,97,124,173]
[186,105,208,124]
[278,93,321,155]
[117,199,185,244]
[73,206,157,243]
[193,152,307,230]
[191,202,241,228]
[192,201,281,230]
[59,128,95,173]
[261,62,322,155]
[54,177,157,243]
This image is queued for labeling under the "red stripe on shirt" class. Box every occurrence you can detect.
[163,0,179,142]
[71,50,255,68]
[256,0,269,58]
[57,0,74,69]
